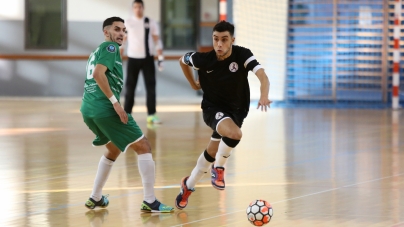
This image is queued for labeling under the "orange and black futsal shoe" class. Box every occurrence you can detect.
[175,176,195,209]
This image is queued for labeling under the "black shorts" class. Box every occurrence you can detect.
[203,107,248,140]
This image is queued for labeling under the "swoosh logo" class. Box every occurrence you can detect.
[207,70,214,73]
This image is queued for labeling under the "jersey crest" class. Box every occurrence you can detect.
[106,44,116,53]
[215,112,224,120]
[229,62,238,72]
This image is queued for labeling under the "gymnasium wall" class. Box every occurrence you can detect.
[0,0,196,99]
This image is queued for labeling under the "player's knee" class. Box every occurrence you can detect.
[132,137,151,154]
[107,146,120,154]
[105,142,121,160]
[227,129,242,140]
[222,137,241,148]
[105,148,120,161]
[205,149,217,161]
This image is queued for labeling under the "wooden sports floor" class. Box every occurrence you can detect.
[0,99,403,227]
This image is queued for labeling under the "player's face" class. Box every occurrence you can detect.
[133,3,144,18]
[213,31,235,59]
[105,22,126,46]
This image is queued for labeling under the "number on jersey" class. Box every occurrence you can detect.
[86,48,99,79]
[86,54,96,79]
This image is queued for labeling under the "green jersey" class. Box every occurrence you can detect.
[80,42,123,118]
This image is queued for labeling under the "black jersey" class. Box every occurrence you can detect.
[182,45,262,112]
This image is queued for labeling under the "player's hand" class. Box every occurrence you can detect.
[113,102,128,124]
[257,97,272,112]
[158,60,164,71]
[192,80,201,90]
[158,55,164,72]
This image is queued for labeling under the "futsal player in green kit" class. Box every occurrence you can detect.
[80,16,173,213]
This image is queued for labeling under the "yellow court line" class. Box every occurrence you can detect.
[18,182,297,193]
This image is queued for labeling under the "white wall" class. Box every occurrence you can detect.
[68,0,130,21]
[0,0,24,20]
[0,0,161,22]
[68,0,161,22]
[234,0,287,101]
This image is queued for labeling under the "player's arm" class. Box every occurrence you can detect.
[93,64,128,124]
[255,68,271,112]
[153,35,163,57]
[243,48,271,111]
[151,20,164,70]
[179,52,201,90]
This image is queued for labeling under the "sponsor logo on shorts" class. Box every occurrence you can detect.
[215,112,224,120]
[229,62,238,72]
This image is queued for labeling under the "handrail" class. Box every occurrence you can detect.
[0,55,182,60]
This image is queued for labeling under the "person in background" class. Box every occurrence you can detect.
[121,0,164,124]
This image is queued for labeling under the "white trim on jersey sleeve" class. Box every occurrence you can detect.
[252,65,263,74]
[244,56,256,68]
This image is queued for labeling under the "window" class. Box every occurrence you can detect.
[287,0,386,101]
[25,0,67,49]
[162,0,198,49]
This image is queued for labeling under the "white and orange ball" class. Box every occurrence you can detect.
[246,199,273,226]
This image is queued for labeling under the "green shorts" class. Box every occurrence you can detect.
[82,114,144,152]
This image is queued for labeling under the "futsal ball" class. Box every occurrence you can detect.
[246,199,273,226]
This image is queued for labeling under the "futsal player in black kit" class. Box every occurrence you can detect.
[175,21,271,209]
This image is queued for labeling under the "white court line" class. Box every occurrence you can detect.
[18,182,295,193]
[170,173,404,227]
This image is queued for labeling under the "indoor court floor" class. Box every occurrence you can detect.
[0,99,403,227]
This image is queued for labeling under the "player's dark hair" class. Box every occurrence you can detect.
[213,21,235,36]
[102,17,124,30]
[133,0,144,6]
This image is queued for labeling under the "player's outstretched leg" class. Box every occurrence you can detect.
[175,176,194,209]
[176,143,217,209]
[85,143,120,209]
[211,119,242,190]
[131,137,174,213]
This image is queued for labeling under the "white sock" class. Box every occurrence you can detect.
[214,139,233,168]
[138,153,156,204]
[91,155,114,201]
[186,151,214,189]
